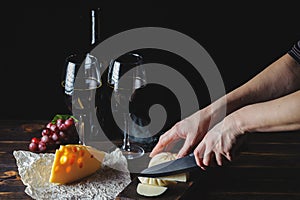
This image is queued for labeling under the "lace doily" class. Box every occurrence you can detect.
[13,148,131,200]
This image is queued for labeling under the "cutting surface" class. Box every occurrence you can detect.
[116,177,194,200]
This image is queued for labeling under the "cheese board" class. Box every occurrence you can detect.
[116,177,194,200]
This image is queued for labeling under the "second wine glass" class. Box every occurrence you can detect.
[108,52,146,159]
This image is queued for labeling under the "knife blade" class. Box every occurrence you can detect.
[139,153,200,177]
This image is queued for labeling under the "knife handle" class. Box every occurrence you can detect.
[188,153,194,157]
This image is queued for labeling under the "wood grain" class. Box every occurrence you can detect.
[1,120,300,199]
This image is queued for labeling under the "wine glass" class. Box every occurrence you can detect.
[108,52,146,159]
[61,53,102,145]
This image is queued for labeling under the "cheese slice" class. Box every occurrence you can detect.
[137,183,167,197]
[49,144,105,184]
[158,173,188,182]
[138,152,188,186]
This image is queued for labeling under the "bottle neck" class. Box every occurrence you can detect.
[69,8,101,56]
[90,8,100,50]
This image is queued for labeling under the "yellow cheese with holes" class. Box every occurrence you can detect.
[49,144,105,184]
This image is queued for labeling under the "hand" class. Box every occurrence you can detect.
[150,109,211,158]
[193,116,246,169]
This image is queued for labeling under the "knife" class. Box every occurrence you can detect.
[139,153,200,177]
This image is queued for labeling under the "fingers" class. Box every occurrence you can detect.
[149,129,179,157]
[193,142,233,169]
[193,143,207,170]
[149,142,165,158]
[177,139,195,158]
[215,153,223,166]
[225,152,233,162]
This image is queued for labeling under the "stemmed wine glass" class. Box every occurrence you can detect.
[108,52,146,159]
[61,53,102,145]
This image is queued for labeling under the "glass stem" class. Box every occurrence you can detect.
[122,131,131,151]
[122,113,131,151]
[78,115,85,145]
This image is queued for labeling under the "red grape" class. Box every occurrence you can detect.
[46,122,52,129]
[41,135,49,143]
[52,133,59,141]
[55,140,61,145]
[50,124,59,133]
[59,131,66,139]
[41,128,51,136]
[29,142,38,152]
[56,118,64,127]
[58,123,67,131]
[38,142,47,152]
[31,137,40,144]
[64,118,74,128]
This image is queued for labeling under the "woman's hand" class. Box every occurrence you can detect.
[193,115,246,169]
[150,109,212,158]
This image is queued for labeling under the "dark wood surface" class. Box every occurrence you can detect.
[1,120,300,200]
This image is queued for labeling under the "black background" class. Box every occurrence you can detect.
[1,1,299,120]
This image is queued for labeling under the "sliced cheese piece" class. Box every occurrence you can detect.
[138,176,175,187]
[137,183,167,197]
[49,144,105,184]
[158,173,188,182]
[138,152,188,186]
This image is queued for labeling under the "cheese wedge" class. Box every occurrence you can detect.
[49,144,105,184]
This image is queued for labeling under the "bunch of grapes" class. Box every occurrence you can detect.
[29,116,79,152]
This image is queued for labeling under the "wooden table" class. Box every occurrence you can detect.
[1,120,300,199]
